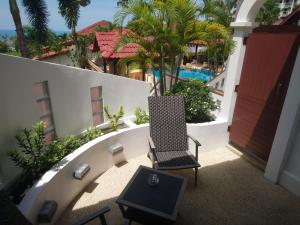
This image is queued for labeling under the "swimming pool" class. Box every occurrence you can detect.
[153,68,214,83]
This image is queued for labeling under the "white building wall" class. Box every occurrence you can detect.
[278,0,298,18]
[0,54,150,188]
[42,54,74,67]
[264,47,300,191]
[279,117,300,198]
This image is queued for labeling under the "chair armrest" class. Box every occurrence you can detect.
[148,136,156,150]
[188,134,201,161]
[188,134,201,146]
[73,206,110,225]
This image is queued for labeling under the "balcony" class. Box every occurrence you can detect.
[56,147,300,225]
[1,46,300,225]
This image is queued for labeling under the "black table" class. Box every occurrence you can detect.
[116,166,187,225]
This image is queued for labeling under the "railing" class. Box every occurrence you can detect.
[210,87,224,96]
[87,60,103,72]
[149,80,160,96]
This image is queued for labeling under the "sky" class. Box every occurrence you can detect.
[0,0,121,31]
[0,0,203,31]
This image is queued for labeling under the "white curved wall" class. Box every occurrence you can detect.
[19,120,229,225]
[0,54,150,188]
[19,125,150,225]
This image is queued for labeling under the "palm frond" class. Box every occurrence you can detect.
[22,0,49,42]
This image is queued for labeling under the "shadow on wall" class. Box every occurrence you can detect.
[229,31,300,162]
[56,158,300,225]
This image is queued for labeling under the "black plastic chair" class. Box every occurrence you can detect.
[148,96,201,186]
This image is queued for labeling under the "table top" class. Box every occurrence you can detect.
[116,166,187,221]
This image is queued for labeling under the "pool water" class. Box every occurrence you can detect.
[153,68,214,83]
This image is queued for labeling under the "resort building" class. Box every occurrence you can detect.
[279,0,300,17]
[32,20,112,67]
[91,29,145,80]
[1,1,300,225]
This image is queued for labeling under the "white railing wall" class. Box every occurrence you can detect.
[0,54,150,187]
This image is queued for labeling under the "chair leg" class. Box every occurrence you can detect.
[194,167,198,187]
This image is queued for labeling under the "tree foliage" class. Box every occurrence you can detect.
[256,0,281,25]
[0,38,9,53]
[8,122,103,180]
[200,0,237,28]
[58,0,91,68]
[114,0,234,95]
[23,26,68,57]
[165,79,217,122]
[8,122,56,179]
[22,0,49,42]
[58,0,90,39]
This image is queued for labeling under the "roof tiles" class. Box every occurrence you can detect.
[94,29,142,59]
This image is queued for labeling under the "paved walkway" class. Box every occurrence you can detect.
[57,148,300,225]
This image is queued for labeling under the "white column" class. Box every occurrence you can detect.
[219,22,258,123]
[265,47,300,183]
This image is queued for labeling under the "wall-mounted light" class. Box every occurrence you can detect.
[74,163,91,180]
[109,143,124,155]
[37,200,57,223]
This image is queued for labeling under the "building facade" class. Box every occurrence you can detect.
[279,0,300,17]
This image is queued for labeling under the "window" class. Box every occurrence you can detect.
[33,81,56,144]
[90,86,104,126]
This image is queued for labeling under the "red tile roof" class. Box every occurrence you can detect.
[79,20,111,36]
[94,29,142,59]
[32,48,70,60]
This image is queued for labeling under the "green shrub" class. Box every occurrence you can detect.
[8,122,104,181]
[134,107,149,125]
[81,127,103,144]
[104,105,125,131]
[165,79,217,123]
[62,135,83,153]
[8,122,62,179]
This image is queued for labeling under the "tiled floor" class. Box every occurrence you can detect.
[57,147,300,225]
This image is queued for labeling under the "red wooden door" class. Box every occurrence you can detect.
[229,32,300,161]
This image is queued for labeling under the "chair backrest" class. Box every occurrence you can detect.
[148,96,188,152]
[0,190,32,225]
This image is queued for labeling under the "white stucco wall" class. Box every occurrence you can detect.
[279,118,300,198]
[0,54,150,187]
[264,47,300,197]
[18,119,228,225]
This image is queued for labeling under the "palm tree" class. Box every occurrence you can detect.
[9,0,49,58]
[58,0,91,67]
[117,51,150,81]
[200,0,237,28]
[9,0,30,57]
[116,31,159,95]
[168,0,201,84]
[256,0,280,25]
[115,0,181,95]
[189,21,235,73]
[23,0,49,42]
[58,0,90,46]
[117,0,129,8]
[115,0,234,95]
